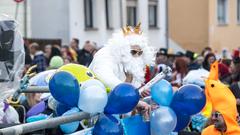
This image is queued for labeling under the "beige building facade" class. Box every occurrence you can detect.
[169,0,240,53]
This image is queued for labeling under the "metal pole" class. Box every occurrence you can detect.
[15,3,19,20]
[139,67,172,93]
[24,0,27,38]
[165,0,169,49]
[20,86,49,93]
[0,112,91,135]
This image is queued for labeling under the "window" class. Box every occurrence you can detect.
[217,0,227,25]
[127,6,137,26]
[84,0,93,28]
[149,5,157,27]
[105,0,113,29]
[237,0,240,23]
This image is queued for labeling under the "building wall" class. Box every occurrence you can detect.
[169,0,209,53]
[209,0,240,53]
[30,0,70,44]
[69,0,168,49]
[1,0,172,51]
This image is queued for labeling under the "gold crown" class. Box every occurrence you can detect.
[122,22,142,36]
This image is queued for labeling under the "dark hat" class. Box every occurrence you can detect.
[157,48,168,56]
[185,50,195,60]
[176,51,184,57]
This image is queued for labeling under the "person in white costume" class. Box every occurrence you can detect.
[89,23,154,112]
[89,23,154,90]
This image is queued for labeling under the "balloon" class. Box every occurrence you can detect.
[182,69,209,87]
[151,79,173,106]
[26,101,46,118]
[104,83,140,114]
[29,70,56,86]
[56,103,71,116]
[49,71,80,107]
[26,114,48,123]
[48,96,58,111]
[78,85,108,113]
[60,107,80,134]
[93,114,124,135]
[174,112,191,132]
[80,79,105,90]
[59,64,95,83]
[121,115,150,135]
[170,84,206,115]
[150,106,177,135]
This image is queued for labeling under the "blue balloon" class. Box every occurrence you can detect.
[104,83,140,114]
[150,106,177,135]
[174,112,191,132]
[56,103,71,116]
[93,114,123,135]
[60,107,80,134]
[170,84,206,115]
[49,71,80,107]
[121,115,150,135]
[151,79,173,106]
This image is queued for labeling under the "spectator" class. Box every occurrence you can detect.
[184,50,201,71]
[77,40,96,66]
[63,57,72,65]
[61,45,74,62]
[218,63,231,84]
[171,58,188,87]
[156,48,168,65]
[49,46,61,59]
[30,43,47,73]
[44,45,52,65]
[154,48,172,81]
[201,47,212,57]
[70,38,79,62]
[228,54,240,114]
[230,56,240,83]
[202,53,216,71]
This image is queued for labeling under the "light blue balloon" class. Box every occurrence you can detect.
[78,85,108,113]
[150,106,177,135]
[60,107,80,134]
[151,79,173,106]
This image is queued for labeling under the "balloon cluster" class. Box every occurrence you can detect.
[150,80,206,134]
[45,63,206,134]
[49,64,108,133]
[49,64,140,134]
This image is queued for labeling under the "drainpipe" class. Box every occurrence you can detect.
[165,0,169,49]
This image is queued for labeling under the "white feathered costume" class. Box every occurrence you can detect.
[89,27,154,90]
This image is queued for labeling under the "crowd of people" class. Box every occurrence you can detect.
[23,38,98,75]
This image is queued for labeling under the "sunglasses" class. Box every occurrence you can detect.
[212,112,221,119]
[131,50,143,56]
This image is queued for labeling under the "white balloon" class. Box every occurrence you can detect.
[80,79,105,90]
[78,85,108,113]
[48,96,58,110]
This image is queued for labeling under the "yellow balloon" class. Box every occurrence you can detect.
[58,64,96,83]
